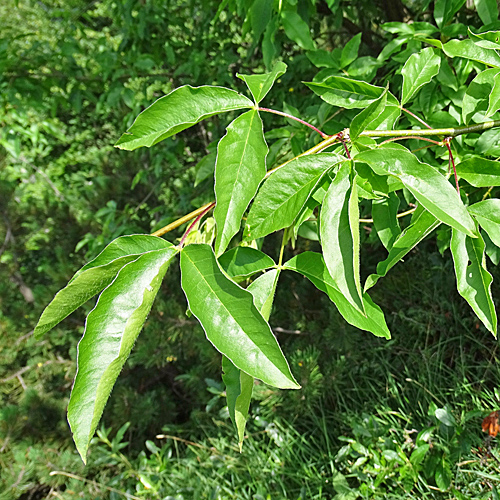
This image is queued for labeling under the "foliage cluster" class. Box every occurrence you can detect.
[2,0,500,498]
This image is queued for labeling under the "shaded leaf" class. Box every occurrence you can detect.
[284,252,390,338]
[245,153,343,240]
[456,157,500,187]
[214,110,268,255]
[401,47,441,105]
[468,199,500,246]
[462,69,499,123]
[35,236,173,338]
[365,207,440,290]
[340,33,362,68]
[372,192,401,250]
[281,10,315,50]
[115,86,253,150]
[180,244,299,389]
[451,226,497,335]
[320,161,364,313]
[355,146,477,237]
[486,71,500,117]
[68,246,179,462]
[218,246,276,279]
[237,61,287,103]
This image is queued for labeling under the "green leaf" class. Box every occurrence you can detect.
[474,0,499,25]
[304,76,387,109]
[355,146,477,237]
[180,244,299,389]
[442,39,500,67]
[468,199,500,246]
[222,356,253,451]
[237,61,287,103]
[214,110,268,255]
[456,157,500,187]
[350,87,388,141]
[451,226,497,335]
[284,252,390,338]
[401,47,441,105]
[281,10,315,51]
[35,236,173,338]
[340,33,362,69]
[218,246,276,279]
[68,246,179,462]
[249,0,273,41]
[434,0,466,28]
[320,161,364,314]
[245,153,343,240]
[115,86,253,151]
[435,457,452,491]
[486,71,500,117]
[365,207,441,290]
[372,192,401,250]
[462,69,499,123]
[194,151,216,187]
[468,27,500,50]
[222,269,279,450]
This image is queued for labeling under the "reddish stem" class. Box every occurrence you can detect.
[379,136,442,146]
[258,107,329,138]
[401,107,433,130]
[179,201,216,247]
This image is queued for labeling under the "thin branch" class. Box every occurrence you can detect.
[380,136,442,146]
[400,107,433,130]
[178,201,215,247]
[258,107,329,138]
[359,207,416,224]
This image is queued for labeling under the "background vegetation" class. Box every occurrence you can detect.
[1,0,500,498]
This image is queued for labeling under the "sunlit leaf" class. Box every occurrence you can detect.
[68,246,179,462]
[115,86,253,150]
[456,157,500,187]
[320,161,364,314]
[214,110,268,256]
[237,62,287,103]
[442,39,500,67]
[180,244,299,389]
[468,199,500,246]
[350,87,388,141]
[218,246,276,279]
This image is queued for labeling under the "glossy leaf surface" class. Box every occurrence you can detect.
[320,161,364,313]
[214,110,268,255]
[456,157,500,187]
[462,69,499,124]
[237,62,287,103]
[468,199,500,246]
[442,39,500,67]
[401,47,441,105]
[350,87,388,141]
[451,227,497,335]
[284,252,390,338]
[115,86,253,150]
[180,244,299,389]
[68,246,179,462]
[35,236,172,338]
[218,246,276,279]
[365,207,440,290]
[356,146,476,237]
[245,153,343,240]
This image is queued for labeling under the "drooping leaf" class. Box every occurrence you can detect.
[115,86,253,150]
[68,246,179,462]
[320,161,364,314]
[365,207,441,290]
[214,110,268,255]
[218,246,276,279]
[456,157,500,187]
[222,356,254,451]
[401,47,441,105]
[281,9,315,50]
[462,69,499,123]
[284,252,390,338]
[468,199,500,246]
[245,153,343,241]
[237,61,287,103]
[442,39,500,67]
[194,151,216,187]
[249,0,273,42]
[355,146,477,237]
[340,33,362,68]
[180,244,299,389]
[434,0,467,28]
[450,227,497,336]
[350,86,388,141]
[304,76,386,109]
[372,192,401,251]
[474,0,499,25]
[35,236,173,338]
[222,268,279,450]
